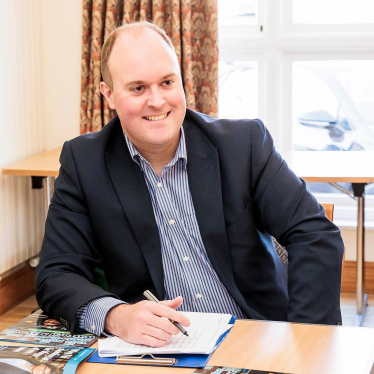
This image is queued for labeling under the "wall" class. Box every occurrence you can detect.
[0,0,81,275]
[40,0,82,150]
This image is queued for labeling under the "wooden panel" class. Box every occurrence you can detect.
[342,261,374,293]
[0,265,36,316]
[321,202,334,221]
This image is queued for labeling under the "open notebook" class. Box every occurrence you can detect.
[98,312,234,357]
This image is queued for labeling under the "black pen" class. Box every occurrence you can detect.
[143,290,189,337]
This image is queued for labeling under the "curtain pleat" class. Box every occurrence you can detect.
[80,0,218,134]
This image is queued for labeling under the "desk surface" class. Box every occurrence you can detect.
[1,147,62,177]
[293,151,374,183]
[73,319,374,374]
[2,319,374,374]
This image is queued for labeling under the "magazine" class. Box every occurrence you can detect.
[0,345,94,374]
[0,310,98,347]
[193,367,292,374]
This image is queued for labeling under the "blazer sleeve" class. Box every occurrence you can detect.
[249,119,344,324]
[35,141,119,333]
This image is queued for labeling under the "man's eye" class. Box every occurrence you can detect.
[133,86,144,92]
[163,80,172,86]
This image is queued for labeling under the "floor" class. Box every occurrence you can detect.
[0,293,374,331]
[341,292,374,327]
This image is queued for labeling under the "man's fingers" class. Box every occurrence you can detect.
[161,295,183,309]
[143,323,173,341]
[158,297,191,327]
[139,333,169,348]
[104,299,190,348]
[145,313,180,335]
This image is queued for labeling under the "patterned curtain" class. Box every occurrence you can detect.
[80,0,218,134]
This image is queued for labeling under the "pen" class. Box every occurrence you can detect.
[143,290,189,337]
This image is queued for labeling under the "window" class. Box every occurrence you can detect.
[219,61,258,120]
[292,61,374,153]
[218,0,374,223]
[292,0,374,25]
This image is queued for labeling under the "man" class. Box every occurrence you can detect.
[35,21,344,348]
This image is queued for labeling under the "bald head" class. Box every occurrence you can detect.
[101,21,178,91]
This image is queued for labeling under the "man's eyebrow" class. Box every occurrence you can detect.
[161,73,177,80]
[125,73,177,88]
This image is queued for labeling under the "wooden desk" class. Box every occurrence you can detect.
[293,151,374,326]
[71,320,374,374]
[2,147,62,210]
[1,147,61,177]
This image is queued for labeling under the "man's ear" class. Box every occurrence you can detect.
[100,81,116,110]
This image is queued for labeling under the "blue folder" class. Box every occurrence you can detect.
[87,316,236,368]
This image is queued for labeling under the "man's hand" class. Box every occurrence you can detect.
[104,296,190,347]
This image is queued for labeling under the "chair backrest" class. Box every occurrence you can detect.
[321,203,334,221]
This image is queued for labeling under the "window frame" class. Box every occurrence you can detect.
[218,0,374,224]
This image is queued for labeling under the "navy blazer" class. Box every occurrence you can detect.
[35,109,344,332]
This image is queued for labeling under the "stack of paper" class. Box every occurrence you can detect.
[98,312,233,357]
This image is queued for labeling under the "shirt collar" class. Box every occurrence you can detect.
[124,126,187,168]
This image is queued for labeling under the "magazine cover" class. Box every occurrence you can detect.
[0,310,98,347]
[193,367,292,374]
[0,345,94,374]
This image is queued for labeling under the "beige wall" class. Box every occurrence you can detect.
[40,0,82,149]
[0,0,81,274]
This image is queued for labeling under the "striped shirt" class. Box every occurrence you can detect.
[76,127,245,335]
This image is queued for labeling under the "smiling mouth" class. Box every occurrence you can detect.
[143,112,170,121]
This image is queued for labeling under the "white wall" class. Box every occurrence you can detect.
[0,0,82,274]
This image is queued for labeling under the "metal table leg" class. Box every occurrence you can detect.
[352,183,367,326]
[329,182,368,326]
[29,176,55,268]
[31,176,55,218]
[44,176,55,216]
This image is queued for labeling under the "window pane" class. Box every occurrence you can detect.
[218,61,258,120]
[292,0,374,24]
[292,60,374,194]
[218,0,257,26]
[292,60,374,152]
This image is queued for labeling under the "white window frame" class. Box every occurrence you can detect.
[218,0,374,225]
[282,0,374,34]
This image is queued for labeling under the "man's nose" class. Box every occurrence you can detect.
[147,87,165,108]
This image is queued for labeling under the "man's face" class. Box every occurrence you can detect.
[100,29,186,155]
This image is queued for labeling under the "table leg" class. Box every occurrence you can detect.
[28,176,55,269]
[44,176,55,216]
[352,183,367,326]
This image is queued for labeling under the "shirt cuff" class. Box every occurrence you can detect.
[75,297,125,336]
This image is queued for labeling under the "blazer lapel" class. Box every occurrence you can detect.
[184,118,264,320]
[105,123,164,299]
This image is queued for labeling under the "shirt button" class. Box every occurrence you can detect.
[169,219,175,225]
[157,182,162,188]
[183,256,189,262]
[196,293,202,299]
[91,325,96,331]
